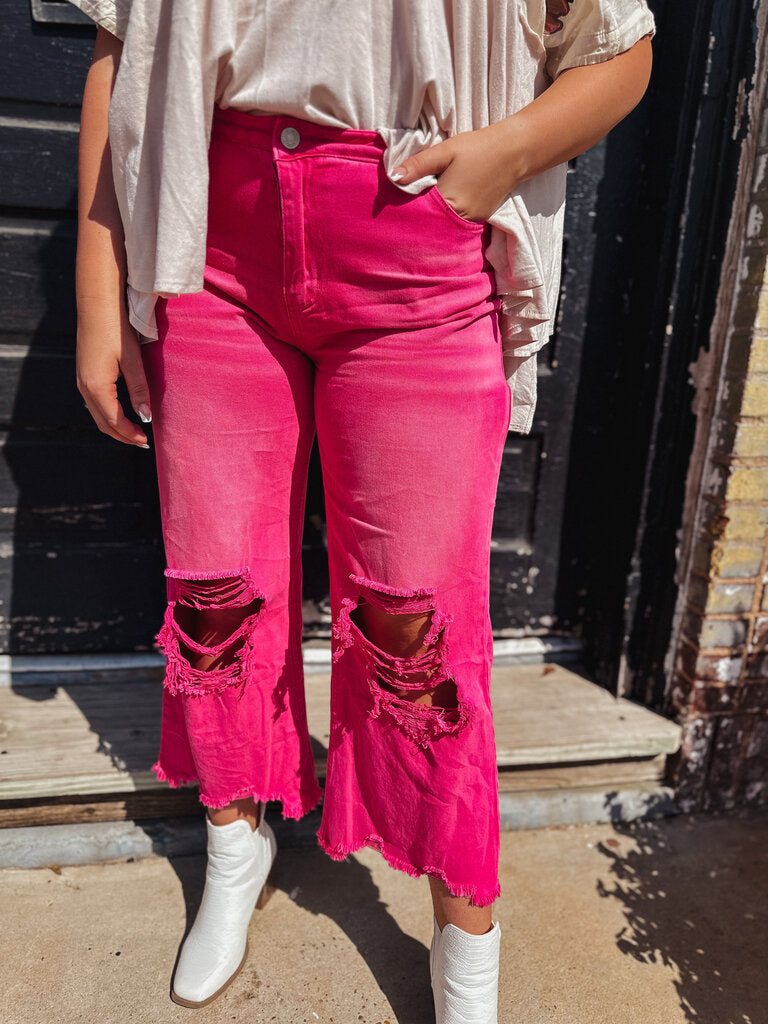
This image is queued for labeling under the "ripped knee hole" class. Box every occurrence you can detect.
[332,576,472,744]
[156,570,266,696]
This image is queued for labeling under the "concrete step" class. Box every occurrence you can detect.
[0,652,682,863]
[0,782,680,869]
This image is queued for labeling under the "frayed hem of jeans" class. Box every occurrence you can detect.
[163,566,253,581]
[152,761,324,819]
[151,761,197,788]
[316,831,500,906]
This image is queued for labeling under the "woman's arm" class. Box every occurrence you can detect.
[391,35,653,223]
[76,25,151,448]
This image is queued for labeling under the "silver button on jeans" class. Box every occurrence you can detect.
[280,126,301,150]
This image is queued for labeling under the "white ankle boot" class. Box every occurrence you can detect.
[430,916,501,1024]
[171,808,277,1007]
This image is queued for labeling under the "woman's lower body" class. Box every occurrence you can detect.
[142,107,511,1015]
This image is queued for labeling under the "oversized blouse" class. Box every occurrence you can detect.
[69,0,656,433]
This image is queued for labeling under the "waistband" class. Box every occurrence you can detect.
[212,105,386,158]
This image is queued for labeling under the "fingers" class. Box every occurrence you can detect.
[77,320,152,448]
[80,375,150,448]
[120,337,153,426]
[391,138,455,185]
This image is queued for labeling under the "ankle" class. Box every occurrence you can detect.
[439,919,497,937]
[207,798,261,830]
[429,876,493,935]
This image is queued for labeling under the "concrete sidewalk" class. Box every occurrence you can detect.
[2,811,767,1024]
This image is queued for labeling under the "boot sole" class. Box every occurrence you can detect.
[171,939,250,1008]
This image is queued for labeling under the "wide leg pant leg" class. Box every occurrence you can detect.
[142,285,323,817]
[313,289,511,906]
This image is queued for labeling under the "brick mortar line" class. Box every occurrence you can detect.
[677,636,700,655]
[675,649,768,684]
[684,595,757,619]
[711,576,764,585]
[672,669,768,715]
[693,679,768,689]
[692,645,750,657]
[699,501,768,518]
[690,571,713,585]
[711,455,768,467]
[708,460,768,471]
[693,611,757,621]
[683,600,708,616]
[673,666,696,687]
[670,668,767,690]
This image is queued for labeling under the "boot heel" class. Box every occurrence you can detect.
[255,869,276,910]
[255,811,277,910]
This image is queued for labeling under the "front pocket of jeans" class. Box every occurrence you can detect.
[425,184,486,231]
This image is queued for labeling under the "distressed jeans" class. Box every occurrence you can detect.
[143,107,511,905]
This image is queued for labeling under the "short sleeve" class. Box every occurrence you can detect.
[543,0,656,79]
[65,0,132,40]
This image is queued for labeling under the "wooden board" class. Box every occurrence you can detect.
[0,662,680,825]
[3,1,94,106]
[497,754,667,793]
[0,429,164,536]
[0,542,166,654]
[0,789,203,828]
[0,118,80,210]
[0,219,77,332]
[303,662,682,765]
[489,664,682,763]
[1,753,668,828]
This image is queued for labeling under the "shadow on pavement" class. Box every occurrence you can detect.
[167,841,433,1024]
[596,807,768,1024]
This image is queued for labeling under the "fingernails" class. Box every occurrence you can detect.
[139,442,150,449]
[391,167,406,181]
[138,404,152,423]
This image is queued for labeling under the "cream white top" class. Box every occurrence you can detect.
[70,0,655,433]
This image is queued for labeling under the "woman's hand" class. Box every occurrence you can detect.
[76,25,151,448]
[391,35,654,222]
[77,307,151,447]
[391,124,525,224]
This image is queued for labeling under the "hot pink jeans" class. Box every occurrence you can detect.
[144,106,511,906]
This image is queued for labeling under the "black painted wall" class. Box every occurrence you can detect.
[555,0,759,702]
[1,1,163,652]
[1,0,742,686]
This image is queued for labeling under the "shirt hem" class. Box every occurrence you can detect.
[548,10,656,78]
[64,0,127,40]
